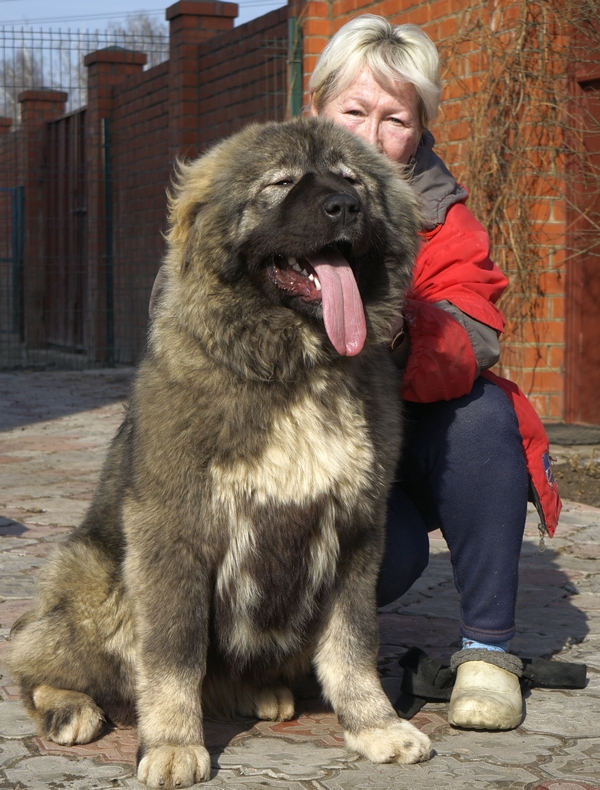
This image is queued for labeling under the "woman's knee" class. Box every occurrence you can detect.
[377,543,429,607]
[452,378,520,440]
[377,487,430,607]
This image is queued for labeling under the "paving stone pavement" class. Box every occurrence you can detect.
[0,369,599,790]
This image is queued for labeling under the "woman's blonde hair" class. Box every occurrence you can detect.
[309,15,441,127]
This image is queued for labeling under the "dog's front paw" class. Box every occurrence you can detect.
[345,719,432,765]
[137,744,211,788]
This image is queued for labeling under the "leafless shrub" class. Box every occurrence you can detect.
[436,0,600,380]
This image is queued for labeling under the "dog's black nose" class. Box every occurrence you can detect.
[322,193,361,226]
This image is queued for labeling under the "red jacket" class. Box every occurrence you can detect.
[401,202,561,537]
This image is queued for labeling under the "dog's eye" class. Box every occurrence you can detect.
[273,178,295,187]
[344,176,360,186]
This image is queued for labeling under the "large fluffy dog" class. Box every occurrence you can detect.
[6,117,430,787]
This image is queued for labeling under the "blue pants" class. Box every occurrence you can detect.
[378,377,529,643]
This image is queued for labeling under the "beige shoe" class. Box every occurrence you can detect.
[448,651,523,730]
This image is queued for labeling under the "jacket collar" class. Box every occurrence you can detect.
[409,130,468,230]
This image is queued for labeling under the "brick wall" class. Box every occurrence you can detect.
[18,90,68,351]
[109,59,171,362]
[197,6,289,148]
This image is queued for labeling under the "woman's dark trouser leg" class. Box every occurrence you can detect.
[380,377,529,643]
[377,487,430,607]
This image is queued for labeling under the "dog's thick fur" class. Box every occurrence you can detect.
[6,118,431,788]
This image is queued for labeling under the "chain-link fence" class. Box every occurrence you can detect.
[0,16,289,371]
[0,27,169,121]
[0,27,169,370]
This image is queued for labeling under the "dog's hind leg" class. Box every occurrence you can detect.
[252,685,295,720]
[202,671,295,721]
[29,685,105,745]
[231,684,295,721]
[6,541,136,739]
[313,547,432,766]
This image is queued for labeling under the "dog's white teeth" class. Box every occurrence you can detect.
[308,272,322,290]
[301,268,308,277]
[291,260,302,273]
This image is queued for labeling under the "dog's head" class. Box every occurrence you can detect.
[156,118,420,374]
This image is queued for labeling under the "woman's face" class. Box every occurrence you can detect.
[311,69,422,164]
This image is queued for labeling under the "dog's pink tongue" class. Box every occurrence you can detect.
[305,250,367,356]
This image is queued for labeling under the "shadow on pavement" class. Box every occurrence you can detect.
[380,542,589,664]
[0,369,133,431]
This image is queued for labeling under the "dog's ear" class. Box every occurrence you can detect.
[169,201,206,277]
[166,157,215,255]
[167,197,205,253]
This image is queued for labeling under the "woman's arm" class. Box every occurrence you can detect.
[398,203,507,403]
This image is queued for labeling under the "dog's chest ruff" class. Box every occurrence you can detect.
[209,387,376,657]
[209,388,374,508]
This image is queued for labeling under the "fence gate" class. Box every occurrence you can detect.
[0,186,24,365]
[0,25,169,370]
[565,76,600,424]
[44,110,87,353]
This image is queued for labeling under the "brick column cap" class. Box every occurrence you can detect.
[166,1,238,21]
[84,47,148,67]
[17,88,68,103]
[0,117,12,131]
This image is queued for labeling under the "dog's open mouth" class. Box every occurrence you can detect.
[268,255,323,301]
[267,248,367,357]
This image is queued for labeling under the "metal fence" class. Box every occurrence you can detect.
[0,27,169,121]
[0,24,289,371]
[0,27,169,371]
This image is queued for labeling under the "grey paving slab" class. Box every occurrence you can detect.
[215,738,361,780]
[536,739,600,784]
[0,700,38,738]
[0,576,37,599]
[521,687,600,738]
[3,754,137,790]
[0,738,30,768]
[1,370,599,790]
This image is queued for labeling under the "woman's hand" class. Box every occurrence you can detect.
[389,314,410,369]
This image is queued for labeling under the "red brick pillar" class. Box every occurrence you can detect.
[0,117,11,133]
[18,89,67,349]
[166,1,237,161]
[298,1,333,106]
[83,48,147,362]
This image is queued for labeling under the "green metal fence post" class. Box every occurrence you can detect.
[101,117,114,368]
[14,185,24,336]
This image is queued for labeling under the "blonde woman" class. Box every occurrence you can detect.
[309,15,560,731]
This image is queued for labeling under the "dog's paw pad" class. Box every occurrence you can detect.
[345,719,432,765]
[137,744,211,788]
[34,688,105,745]
[254,685,295,721]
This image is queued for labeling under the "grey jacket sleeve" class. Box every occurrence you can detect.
[435,300,500,374]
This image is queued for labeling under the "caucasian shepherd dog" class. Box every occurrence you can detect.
[7,117,431,787]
